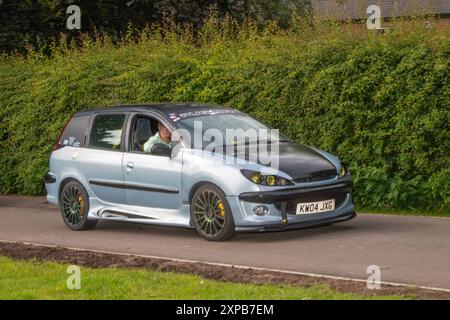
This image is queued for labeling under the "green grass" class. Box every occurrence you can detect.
[0,256,405,300]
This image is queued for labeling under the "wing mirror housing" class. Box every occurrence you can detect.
[150,143,171,157]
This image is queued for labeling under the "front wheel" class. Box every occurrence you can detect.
[191,184,236,241]
[59,181,97,231]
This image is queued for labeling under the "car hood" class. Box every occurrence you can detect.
[218,141,337,181]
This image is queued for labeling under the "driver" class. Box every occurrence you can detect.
[144,122,172,153]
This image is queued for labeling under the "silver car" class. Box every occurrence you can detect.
[45,103,355,241]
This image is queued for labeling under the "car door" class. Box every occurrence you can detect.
[78,112,127,204]
[123,114,182,210]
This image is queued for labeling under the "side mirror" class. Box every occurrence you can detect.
[150,143,171,157]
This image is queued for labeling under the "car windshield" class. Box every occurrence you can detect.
[175,112,288,150]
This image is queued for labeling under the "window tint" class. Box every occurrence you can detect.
[130,117,154,152]
[60,115,90,148]
[89,114,125,150]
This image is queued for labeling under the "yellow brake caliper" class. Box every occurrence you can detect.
[78,195,85,217]
[217,201,225,218]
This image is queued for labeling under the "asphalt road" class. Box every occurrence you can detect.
[1,195,449,290]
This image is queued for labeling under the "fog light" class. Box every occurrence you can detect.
[253,205,269,216]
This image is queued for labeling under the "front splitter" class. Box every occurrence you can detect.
[235,210,356,233]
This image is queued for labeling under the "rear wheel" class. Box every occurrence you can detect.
[59,181,97,230]
[191,184,236,241]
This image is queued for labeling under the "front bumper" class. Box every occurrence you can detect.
[230,179,355,232]
[238,180,352,203]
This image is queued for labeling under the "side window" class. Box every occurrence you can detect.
[60,115,90,148]
[89,114,126,151]
[129,116,158,152]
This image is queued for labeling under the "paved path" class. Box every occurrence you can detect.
[1,195,449,290]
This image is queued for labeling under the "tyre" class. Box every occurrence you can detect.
[191,183,236,241]
[59,180,97,231]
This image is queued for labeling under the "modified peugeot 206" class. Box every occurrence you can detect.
[45,103,355,241]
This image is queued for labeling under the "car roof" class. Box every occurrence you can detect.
[75,103,231,117]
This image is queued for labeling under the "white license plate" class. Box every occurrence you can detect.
[296,199,335,215]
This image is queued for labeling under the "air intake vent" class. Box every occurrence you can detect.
[294,174,336,183]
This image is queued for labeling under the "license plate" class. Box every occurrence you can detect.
[296,199,335,214]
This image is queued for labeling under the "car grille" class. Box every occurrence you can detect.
[294,174,337,183]
[275,187,349,214]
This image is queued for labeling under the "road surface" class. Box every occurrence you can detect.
[0,195,449,290]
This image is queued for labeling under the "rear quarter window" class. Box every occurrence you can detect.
[89,113,126,151]
[60,115,91,148]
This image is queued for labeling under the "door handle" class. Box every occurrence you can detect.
[126,162,134,169]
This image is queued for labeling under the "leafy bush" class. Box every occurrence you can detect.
[0,18,448,213]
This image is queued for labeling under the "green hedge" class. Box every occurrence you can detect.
[0,20,449,213]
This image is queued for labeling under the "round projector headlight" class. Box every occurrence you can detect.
[240,169,294,186]
[266,175,276,186]
[250,173,261,184]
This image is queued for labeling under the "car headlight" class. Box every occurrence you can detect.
[241,169,294,186]
[339,162,348,178]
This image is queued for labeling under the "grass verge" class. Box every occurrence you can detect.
[0,256,404,300]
